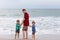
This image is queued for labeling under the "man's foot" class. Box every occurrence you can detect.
[25,38,28,40]
[14,39,16,40]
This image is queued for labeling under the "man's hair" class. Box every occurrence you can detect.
[22,9,26,11]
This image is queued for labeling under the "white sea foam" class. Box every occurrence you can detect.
[0,17,60,35]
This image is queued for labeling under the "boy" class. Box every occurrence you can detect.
[31,21,36,40]
[15,20,22,40]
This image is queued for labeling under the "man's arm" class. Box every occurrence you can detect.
[20,19,24,26]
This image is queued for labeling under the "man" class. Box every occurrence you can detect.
[22,9,29,40]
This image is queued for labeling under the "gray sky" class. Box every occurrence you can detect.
[0,0,60,9]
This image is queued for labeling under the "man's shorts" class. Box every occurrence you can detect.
[22,26,28,31]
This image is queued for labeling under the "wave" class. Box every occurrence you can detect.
[0,17,60,35]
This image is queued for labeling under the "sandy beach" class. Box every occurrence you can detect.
[0,0,60,39]
[0,34,60,40]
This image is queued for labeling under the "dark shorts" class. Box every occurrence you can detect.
[32,31,36,35]
[16,29,20,33]
[22,26,28,31]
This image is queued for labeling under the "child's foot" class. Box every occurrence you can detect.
[22,38,25,40]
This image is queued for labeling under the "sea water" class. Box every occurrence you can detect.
[0,9,60,35]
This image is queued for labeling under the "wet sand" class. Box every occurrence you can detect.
[0,34,60,40]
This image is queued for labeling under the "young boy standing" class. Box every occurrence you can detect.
[15,20,22,40]
[32,21,36,40]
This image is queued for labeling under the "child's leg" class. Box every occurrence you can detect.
[34,34,35,40]
[15,33,17,39]
[18,33,19,39]
[32,34,34,40]
[32,31,35,40]
[32,34,35,40]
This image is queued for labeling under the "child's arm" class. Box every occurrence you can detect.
[20,22,23,26]
[29,25,32,27]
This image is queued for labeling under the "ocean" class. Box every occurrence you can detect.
[0,9,60,17]
[0,9,60,35]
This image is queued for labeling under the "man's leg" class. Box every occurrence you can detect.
[26,31,28,40]
[23,31,25,40]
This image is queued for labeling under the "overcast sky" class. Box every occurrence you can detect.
[0,0,60,9]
